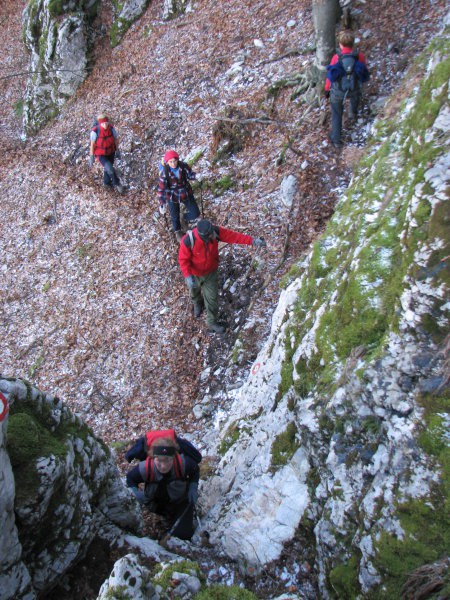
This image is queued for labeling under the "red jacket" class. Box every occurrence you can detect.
[179,226,253,277]
[325,46,367,91]
[93,124,116,156]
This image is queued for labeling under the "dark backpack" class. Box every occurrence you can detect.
[338,50,358,93]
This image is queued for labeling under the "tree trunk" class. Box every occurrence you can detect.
[312,0,341,74]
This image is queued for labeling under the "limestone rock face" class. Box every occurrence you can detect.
[110,0,150,48]
[162,0,191,21]
[97,553,159,600]
[22,0,99,134]
[200,31,450,596]
[0,406,34,599]
[0,377,143,600]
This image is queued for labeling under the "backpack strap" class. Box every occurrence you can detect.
[163,163,171,190]
[173,454,184,479]
[184,230,195,249]
[144,457,155,482]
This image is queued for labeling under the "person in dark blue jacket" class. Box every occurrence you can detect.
[126,435,199,539]
[325,30,370,147]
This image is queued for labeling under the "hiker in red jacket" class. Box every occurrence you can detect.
[179,219,266,333]
[325,30,370,147]
[89,113,124,193]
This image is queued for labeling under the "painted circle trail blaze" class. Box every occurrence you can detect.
[252,363,261,375]
[0,392,8,422]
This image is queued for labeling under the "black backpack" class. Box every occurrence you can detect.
[337,50,358,93]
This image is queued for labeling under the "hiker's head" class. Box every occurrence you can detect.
[338,30,355,49]
[150,436,178,473]
[164,150,179,168]
[197,219,214,242]
[98,114,110,129]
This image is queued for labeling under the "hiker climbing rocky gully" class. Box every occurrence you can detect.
[0,0,448,597]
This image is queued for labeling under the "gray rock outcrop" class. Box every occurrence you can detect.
[22,0,99,134]
[0,376,143,600]
[110,0,150,48]
[200,28,450,597]
[162,0,191,21]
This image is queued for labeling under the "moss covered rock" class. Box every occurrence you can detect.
[0,377,143,599]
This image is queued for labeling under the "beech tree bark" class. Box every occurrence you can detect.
[313,0,340,67]
[310,0,341,89]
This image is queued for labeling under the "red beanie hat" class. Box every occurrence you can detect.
[164,150,179,162]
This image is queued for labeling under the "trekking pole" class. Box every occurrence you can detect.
[168,502,193,536]
[199,180,204,218]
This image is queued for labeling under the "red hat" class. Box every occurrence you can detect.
[164,150,179,162]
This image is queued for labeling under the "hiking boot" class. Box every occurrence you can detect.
[116,184,124,194]
[175,230,184,243]
[193,301,204,318]
[208,322,226,334]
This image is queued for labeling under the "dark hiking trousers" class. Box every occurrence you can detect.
[330,89,360,145]
[169,196,200,232]
[190,269,219,325]
[99,154,121,187]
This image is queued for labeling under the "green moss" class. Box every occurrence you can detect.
[154,560,201,590]
[28,352,45,378]
[361,416,382,435]
[328,554,361,598]
[103,585,132,600]
[47,0,66,16]
[270,422,299,472]
[220,425,238,455]
[295,352,325,397]
[110,18,132,48]
[279,263,301,289]
[7,412,68,501]
[194,585,257,600]
[218,421,247,455]
[369,385,450,599]
[13,100,24,118]
[208,175,236,197]
[187,149,204,167]
[372,496,450,599]
[7,412,68,466]
[273,334,297,408]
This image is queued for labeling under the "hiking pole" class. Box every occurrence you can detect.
[168,502,193,536]
[199,180,204,218]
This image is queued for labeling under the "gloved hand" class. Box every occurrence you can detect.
[115,149,121,160]
[185,275,198,289]
[159,204,166,215]
[252,238,266,248]
[89,155,94,167]
[324,90,330,99]
[187,483,199,505]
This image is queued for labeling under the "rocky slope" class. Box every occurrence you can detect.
[1,0,446,447]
